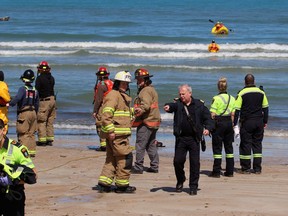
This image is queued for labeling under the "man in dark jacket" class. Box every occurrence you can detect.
[164,84,214,195]
[35,61,56,146]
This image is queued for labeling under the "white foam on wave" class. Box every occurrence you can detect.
[1,41,288,59]
[1,41,288,51]
[89,51,288,59]
[1,50,287,59]
[0,50,74,56]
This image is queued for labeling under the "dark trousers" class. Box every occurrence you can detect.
[0,188,25,216]
[240,118,264,172]
[212,119,234,174]
[173,136,200,190]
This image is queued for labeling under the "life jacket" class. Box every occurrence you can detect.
[94,79,113,101]
[215,23,223,30]
[208,44,220,52]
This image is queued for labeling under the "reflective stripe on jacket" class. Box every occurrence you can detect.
[132,85,161,129]
[101,90,132,136]
[210,93,235,116]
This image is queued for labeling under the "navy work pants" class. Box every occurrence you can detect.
[239,118,264,172]
[212,118,234,174]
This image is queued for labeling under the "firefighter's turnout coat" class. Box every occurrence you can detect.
[98,89,133,188]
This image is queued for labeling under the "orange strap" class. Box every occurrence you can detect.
[132,120,160,128]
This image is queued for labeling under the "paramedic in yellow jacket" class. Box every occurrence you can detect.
[97,71,136,193]
[131,68,161,174]
[0,71,11,132]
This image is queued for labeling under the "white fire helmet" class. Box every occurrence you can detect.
[114,71,132,83]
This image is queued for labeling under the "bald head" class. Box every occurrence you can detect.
[245,74,255,86]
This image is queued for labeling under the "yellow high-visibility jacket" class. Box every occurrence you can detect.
[0,81,11,125]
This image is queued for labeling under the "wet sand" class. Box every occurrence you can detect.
[25,136,288,216]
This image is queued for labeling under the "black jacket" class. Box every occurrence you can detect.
[165,97,214,140]
[35,73,55,98]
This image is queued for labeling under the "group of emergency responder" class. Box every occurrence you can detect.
[0,61,56,157]
[209,74,268,178]
[0,63,49,215]
[93,67,269,195]
[0,60,56,214]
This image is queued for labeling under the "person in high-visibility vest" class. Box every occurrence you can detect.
[0,118,37,216]
[234,74,269,174]
[209,77,235,178]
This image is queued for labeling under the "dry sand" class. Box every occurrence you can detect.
[25,138,288,216]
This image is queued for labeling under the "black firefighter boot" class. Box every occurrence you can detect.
[115,186,136,194]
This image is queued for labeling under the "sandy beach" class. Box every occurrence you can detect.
[22,136,288,216]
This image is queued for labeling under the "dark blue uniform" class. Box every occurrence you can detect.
[234,86,269,173]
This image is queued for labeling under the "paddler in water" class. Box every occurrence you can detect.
[215,22,224,31]
[208,40,220,53]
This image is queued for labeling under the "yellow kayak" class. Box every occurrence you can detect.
[211,23,229,35]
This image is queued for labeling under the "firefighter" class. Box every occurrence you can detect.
[131,68,161,174]
[0,118,37,216]
[97,71,136,193]
[9,69,39,157]
[0,71,11,133]
[35,61,56,146]
[92,66,113,151]
[234,74,269,174]
[209,77,235,178]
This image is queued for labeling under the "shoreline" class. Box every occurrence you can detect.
[22,136,288,216]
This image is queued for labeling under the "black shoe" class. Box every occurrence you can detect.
[156,141,165,147]
[146,167,158,173]
[95,146,106,152]
[236,169,251,174]
[252,170,261,175]
[176,178,186,193]
[97,184,112,193]
[37,141,46,146]
[115,186,136,194]
[46,141,53,146]
[189,189,197,196]
[223,172,234,177]
[209,172,220,178]
[131,168,143,174]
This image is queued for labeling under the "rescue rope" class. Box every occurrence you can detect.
[38,154,104,173]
